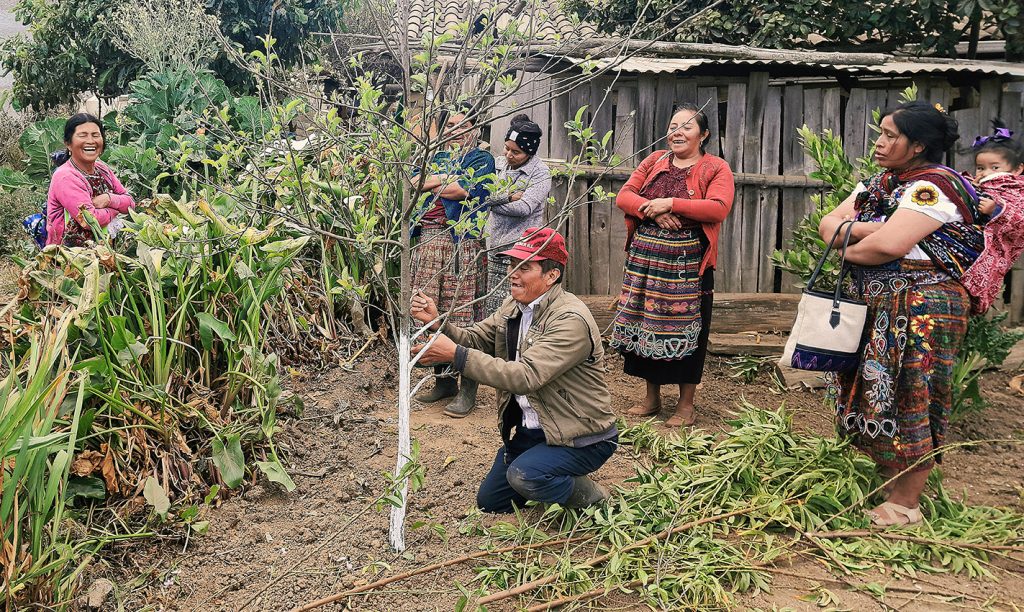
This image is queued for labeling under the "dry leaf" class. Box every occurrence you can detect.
[1010,374,1024,396]
[70,450,105,477]
[100,444,119,494]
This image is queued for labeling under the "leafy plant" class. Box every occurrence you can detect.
[472,404,1024,609]
[952,312,1024,418]
[728,354,775,383]
[0,0,346,110]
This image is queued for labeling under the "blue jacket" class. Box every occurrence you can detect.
[412,147,495,243]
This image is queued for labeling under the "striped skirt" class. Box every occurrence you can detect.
[412,227,486,326]
[832,260,969,470]
[610,224,704,361]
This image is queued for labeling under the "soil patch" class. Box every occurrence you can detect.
[94,348,1024,611]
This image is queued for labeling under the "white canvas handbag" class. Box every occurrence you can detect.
[779,221,867,373]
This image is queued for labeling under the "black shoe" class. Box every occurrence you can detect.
[415,377,458,403]
[444,378,478,418]
[563,476,609,509]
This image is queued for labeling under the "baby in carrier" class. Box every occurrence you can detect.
[959,120,1024,314]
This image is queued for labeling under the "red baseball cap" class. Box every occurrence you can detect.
[499,227,569,265]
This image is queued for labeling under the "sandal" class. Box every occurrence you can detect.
[626,401,661,417]
[866,501,923,527]
[664,407,696,428]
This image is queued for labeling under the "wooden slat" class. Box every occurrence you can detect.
[548,78,571,162]
[780,84,809,294]
[843,88,868,163]
[999,90,1024,140]
[758,87,782,293]
[529,73,553,159]
[636,76,657,157]
[821,88,842,136]
[675,78,698,107]
[654,74,676,150]
[697,86,721,156]
[591,77,614,160]
[565,179,591,293]
[801,88,823,174]
[718,82,748,293]
[952,107,982,171]
[546,162,826,187]
[588,76,614,294]
[709,333,786,356]
[1010,269,1023,325]
[613,85,638,166]
[578,292,800,335]
[978,79,1002,149]
[589,185,611,295]
[724,82,747,171]
[488,69,523,152]
[609,87,636,288]
[740,72,769,293]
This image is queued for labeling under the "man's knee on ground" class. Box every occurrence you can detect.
[505,464,547,500]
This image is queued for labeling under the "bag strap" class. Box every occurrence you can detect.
[806,221,859,329]
[806,220,854,292]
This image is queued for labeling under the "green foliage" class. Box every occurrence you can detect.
[952,313,1024,418]
[0,0,345,110]
[769,127,869,293]
[568,0,1023,60]
[473,405,1024,608]
[0,188,38,257]
[2,192,310,605]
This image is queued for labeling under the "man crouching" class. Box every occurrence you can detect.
[411,227,618,513]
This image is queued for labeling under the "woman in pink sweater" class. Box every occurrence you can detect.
[46,113,135,246]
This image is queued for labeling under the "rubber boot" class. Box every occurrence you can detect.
[415,366,459,403]
[563,476,609,509]
[444,377,478,418]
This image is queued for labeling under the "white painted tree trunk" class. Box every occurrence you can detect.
[388,322,411,552]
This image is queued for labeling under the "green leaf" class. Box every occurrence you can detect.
[196,312,237,351]
[66,475,107,504]
[212,434,245,488]
[256,459,297,492]
[143,475,171,519]
[260,236,311,256]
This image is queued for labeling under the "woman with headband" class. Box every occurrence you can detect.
[483,114,553,313]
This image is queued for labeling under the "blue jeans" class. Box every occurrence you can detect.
[476,426,617,513]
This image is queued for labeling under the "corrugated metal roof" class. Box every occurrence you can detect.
[562,55,1024,78]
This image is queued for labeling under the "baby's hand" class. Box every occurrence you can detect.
[979,197,997,216]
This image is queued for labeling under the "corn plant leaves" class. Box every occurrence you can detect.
[256,459,296,492]
[212,434,245,489]
[197,313,237,351]
[143,476,171,519]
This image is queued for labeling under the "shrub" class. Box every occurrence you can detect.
[0,187,39,257]
[952,312,1024,419]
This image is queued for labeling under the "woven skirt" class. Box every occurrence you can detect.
[412,227,486,326]
[611,223,709,383]
[833,260,969,470]
[485,254,511,314]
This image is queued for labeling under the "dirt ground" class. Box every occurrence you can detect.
[85,342,1024,612]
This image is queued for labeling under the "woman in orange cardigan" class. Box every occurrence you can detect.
[611,104,736,427]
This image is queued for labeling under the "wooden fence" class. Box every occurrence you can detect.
[486,70,1024,323]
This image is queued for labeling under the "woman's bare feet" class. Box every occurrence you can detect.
[627,383,662,417]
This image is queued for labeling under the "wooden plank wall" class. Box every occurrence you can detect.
[486,71,1024,322]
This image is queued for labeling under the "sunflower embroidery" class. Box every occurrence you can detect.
[910,185,940,206]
